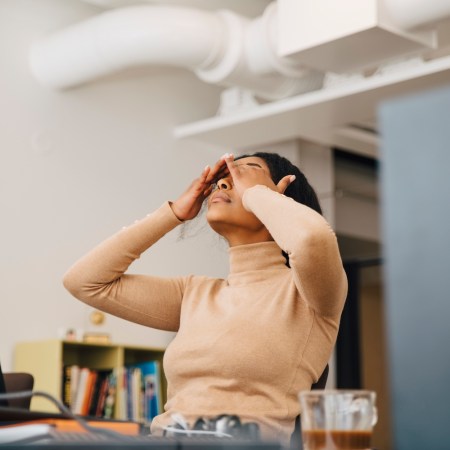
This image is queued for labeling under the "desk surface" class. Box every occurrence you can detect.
[0,432,282,450]
[0,406,282,449]
[0,414,282,449]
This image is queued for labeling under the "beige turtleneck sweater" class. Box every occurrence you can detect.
[63,185,347,445]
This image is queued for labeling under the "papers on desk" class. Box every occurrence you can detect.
[0,423,53,444]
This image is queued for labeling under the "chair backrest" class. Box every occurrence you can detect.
[290,364,329,449]
[3,372,34,409]
[311,364,329,391]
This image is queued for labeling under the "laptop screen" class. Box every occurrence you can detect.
[0,363,8,406]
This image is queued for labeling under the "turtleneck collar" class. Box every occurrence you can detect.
[227,241,288,286]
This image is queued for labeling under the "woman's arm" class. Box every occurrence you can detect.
[222,154,347,318]
[63,202,187,331]
[63,157,229,331]
[242,185,347,317]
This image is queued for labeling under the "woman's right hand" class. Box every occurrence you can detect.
[170,157,229,221]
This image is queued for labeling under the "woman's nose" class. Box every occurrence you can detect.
[217,177,232,191]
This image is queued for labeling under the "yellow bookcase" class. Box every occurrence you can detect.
[14,339,166,416]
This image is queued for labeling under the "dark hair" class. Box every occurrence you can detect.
[236,152,322,267]
[235,152,322,215]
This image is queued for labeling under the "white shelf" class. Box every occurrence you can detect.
[174,55,450,158]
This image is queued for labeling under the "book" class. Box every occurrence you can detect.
[71,367,90,415]
[125,367,132,421]
[128,360,162,423]
[94,376,109,417]
[61,365,80,411]
[69,365,80,411]
[62,365,73,408]
[0,418,141,436]
[80,370,97,416]
[131,367,142,422]
[104,368,119,420]
[60,362,161,423]
[0,424,53,444]
[62,366,116,419]
[89,369,113,418]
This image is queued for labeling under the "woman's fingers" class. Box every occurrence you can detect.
[206,157,228,183]
[194,163,226,199]
[201,165,211,181]
[277,175,296,194]
[203,184,214,196]
[192,153,236,201]
[192,167,209,195]
[171,160,227,221]
[223,153,239,180]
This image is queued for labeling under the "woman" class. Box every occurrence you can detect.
[63,152,347,445]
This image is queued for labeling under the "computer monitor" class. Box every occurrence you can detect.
[380,83,450,450]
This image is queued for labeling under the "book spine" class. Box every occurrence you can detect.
[103,370,117,419]
[132,367,142,422]
[81,370,97,416]
[93,371,112,417]
[62,365,72,408]
[130,360,163,423]
[95,377,107,417]
[115,367,126,420]
[68,365,80,413]
[72,367,90,415]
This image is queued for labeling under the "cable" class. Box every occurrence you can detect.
[0,390,138,442]
[163,425,233,438]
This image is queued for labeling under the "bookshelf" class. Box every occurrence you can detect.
[14,339,167,421]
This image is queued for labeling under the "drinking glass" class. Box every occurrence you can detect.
[298,390,377,450]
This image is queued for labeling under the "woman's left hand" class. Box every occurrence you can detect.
[223,154,295,199]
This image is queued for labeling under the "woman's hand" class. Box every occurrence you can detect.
[223,154,295,199]
[170,158,229,221]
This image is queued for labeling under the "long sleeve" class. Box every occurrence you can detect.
[63,202,187,331]
[242,185,347,317]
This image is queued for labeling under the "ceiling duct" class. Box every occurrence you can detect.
[29,3,324,100]
[383,0,450,30]
[29,0,450,101]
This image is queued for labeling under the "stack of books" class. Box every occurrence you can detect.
[62,360,162,424]
[62,366,116,418]
[119,361,162,424]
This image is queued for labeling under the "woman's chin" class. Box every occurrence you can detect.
[206,211,223,227]
[206,211,230,235]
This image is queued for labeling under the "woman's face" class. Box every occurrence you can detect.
[206,156,273,245]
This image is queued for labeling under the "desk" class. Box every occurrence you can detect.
[0,408,283,450]
[0,433,282,450]
[0,408,282,450]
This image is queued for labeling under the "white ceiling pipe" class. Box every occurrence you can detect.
[383,0,450,30]
[29,3,323,100]
[30,6,226,89]
[196,5,323,100]
[243,2,308,78]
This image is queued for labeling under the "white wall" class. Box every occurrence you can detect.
[0,0,230,370]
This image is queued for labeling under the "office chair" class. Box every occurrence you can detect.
[290,364,329,449]
[310,364,329,391]
[3,372,34,409]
